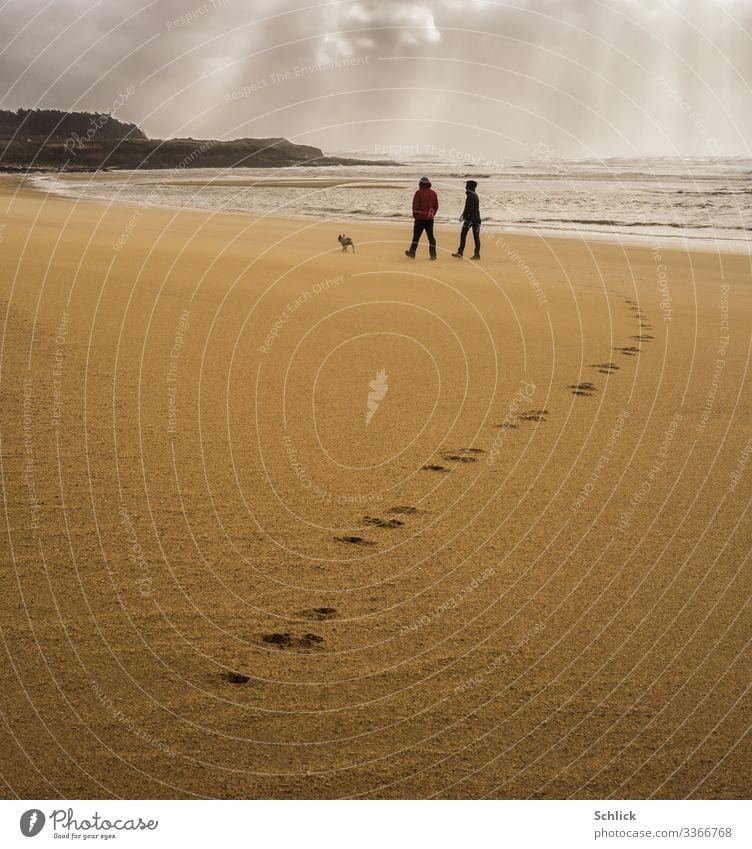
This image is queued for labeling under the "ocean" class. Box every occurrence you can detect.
[31,157,752,252]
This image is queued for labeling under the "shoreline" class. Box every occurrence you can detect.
[11,172,752,257]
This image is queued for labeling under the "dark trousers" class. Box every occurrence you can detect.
[408,219,436,257]
[457,219,481,255]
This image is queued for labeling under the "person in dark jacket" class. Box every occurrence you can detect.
[405,176,439,260]
[452,180,481,260]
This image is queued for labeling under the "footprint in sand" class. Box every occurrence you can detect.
[335,535,377,546]
[440,447,486,462]
[592,362,619,375]
[614,346,641,356]
[422,464,449,472]
[516,409,548,422]
[442,453,479,463]
[298,607,337,621]
[220,671,250,685]
[363,516,404,528]
[495,422,519,429]
[390,505,419,515]
[261,632,324,650]
[569,382,596,396]
[632,334,654,342]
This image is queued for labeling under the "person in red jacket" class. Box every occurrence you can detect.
[405,176,438,260]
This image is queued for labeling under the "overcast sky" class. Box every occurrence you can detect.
[1,0,751,159]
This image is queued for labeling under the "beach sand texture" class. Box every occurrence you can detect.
[0,180,750,799]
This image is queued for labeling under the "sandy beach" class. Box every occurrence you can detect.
[0,177,749,800]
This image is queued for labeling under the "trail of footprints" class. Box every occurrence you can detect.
[327,413,551,571]
[570,295,656,398]
[221,294,656,682]
[222,505,432,672]
[615,297,655,356]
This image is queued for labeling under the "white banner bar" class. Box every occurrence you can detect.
[2,800,750,848]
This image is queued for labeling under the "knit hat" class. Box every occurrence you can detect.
[419,176,430,184]
[465,180,478,191]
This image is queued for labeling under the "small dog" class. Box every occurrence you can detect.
[338,234,355,253]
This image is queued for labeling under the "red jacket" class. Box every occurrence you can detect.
[412,183,439,220]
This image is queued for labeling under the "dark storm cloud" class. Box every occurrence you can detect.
[1,0,750,157]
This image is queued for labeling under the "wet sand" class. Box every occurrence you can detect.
[43,174,406,190]
[167,179,405,189]
[0,177,749,799]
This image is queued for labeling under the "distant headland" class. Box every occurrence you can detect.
[0,108,393,172]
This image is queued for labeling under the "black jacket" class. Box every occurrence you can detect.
[461,190,481,223]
